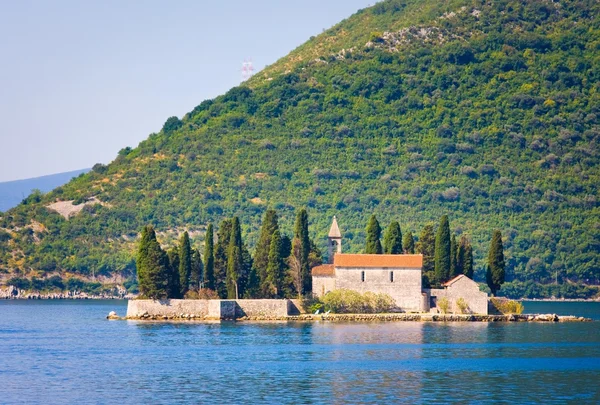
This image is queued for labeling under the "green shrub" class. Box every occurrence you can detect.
[321,289,395,313]
[456,297,469,314]
[7,277,30,290]
[184,288,219,299]
[438,297,450,314]
[490,297,524,314]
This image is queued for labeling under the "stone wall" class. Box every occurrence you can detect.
[428,277,488,315]
[235,299,289,318]
[127,299,211,318]
[334,267,424,312]
[312,276,336,298]
[126,299,290,319]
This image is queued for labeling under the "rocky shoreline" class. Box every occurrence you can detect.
[113,312,592,322]
[1,286,134,300]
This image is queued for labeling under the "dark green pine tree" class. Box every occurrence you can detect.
[417,224,435,286]
[167,247,181,298]
[383,221,403,254]
[254,209,279,297]
[464,243,474,279]
[136,225,152,295]
[365,214,383,254]
[450,234,458,278]
[434,215,451,285]
[203,224,215,291]
[403,231,415,254]
[294,208,311,294]
[266,230,286,298]
[486,230,506,295]
[239,243,253,298]
[190,248,203,291]
[137,225,169,299]
[214,219,232,298]
[179,231,192,297]
[226,217,243,299]
[456,235,467,277]
[143,233,170,299]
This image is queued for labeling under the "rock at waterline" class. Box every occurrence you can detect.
[107,311,120,320]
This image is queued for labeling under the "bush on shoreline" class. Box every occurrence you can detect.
[490,297,524,314]
[318,289,395,314]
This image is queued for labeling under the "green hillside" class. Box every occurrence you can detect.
[1,0,599,295]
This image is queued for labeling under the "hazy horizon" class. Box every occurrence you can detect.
[0,0,373,182]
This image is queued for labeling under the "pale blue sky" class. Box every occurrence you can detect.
[0,0,373,182]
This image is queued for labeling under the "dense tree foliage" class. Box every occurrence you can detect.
[434,215,451,285]
[254,209,280,296]
[166,247,181,299]
[294,209,311,294]
[190,248,203,291]
[383,221,402,254]
[178,231,192,297]
[203,224,215,290]
[1,0,598,298]
[365,215,383,254]
[265,230,286,297]
[417,224,436,286]
[487,230,506,295]
[137,225,169,299]
[403,231,415,254]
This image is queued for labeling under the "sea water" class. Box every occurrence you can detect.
[1,300,599,404]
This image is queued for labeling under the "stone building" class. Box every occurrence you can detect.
[427,274,489,315]
[311,217,488,314]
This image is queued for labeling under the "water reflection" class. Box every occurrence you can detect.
[1,301,599,404]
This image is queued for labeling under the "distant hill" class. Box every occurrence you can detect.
[0,169,90,212]
[0,0,598,293]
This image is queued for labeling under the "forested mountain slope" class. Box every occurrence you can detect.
[1,0,598,290]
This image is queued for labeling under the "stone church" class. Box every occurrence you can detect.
[312,217,488,314]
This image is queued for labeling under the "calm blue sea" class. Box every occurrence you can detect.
[0,300,599,404]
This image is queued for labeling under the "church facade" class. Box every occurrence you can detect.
[311,217,488,314]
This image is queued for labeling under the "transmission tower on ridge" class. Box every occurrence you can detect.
[241,58,254,82]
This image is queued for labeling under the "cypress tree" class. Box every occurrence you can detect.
[464,244,474,279]
[456,236,466,277]
[190,248,203,290]
[294,208,311,294]
[136,225,152,295]
[226,217,243,299]
[254,209,279,296]
[403,231,415,254]
[434,215,451,285]
[179,231,192,297]
[266,230,285,298]
[203,224,215,290]
[239,243,253,298]
[450,234,458,278]
[383,221,403,254]
[365,214,383,254]
[141,229,169,300]
[167,247,181,298]
[214,219,232,298]
[417,224,435,286]
[486,230,505,295]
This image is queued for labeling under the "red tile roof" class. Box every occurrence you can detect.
[442,274,471,287]
[311,264,335,277]
[333,254,423,269]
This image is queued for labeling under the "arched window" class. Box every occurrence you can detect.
[390,271,394,282]
[361,271,365,282]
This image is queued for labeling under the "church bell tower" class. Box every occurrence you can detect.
[328,216,342,264]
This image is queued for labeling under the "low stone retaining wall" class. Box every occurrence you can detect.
[126,299,290,320]
[121,300,592,322]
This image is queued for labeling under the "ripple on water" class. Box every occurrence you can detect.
[0,300,599,404]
